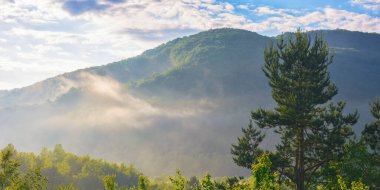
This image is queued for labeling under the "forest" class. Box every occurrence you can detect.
[1,30,379,190]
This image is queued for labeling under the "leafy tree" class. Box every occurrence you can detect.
[104,174,118,190]
[169,169,188,190]
[138,173,150,190]
[237,30,359,190]
[231,119,265,169]
[337,175,369,190]
[318,100,380,189]
[214,176,242,190]
[0,144,47,190]
[251,153,275,190]
[249,153,284,190]
[0,144,20,189]
[315,141,378,189]
[15,168,48,190]
[316,175,369,190]
[195,173,215,190]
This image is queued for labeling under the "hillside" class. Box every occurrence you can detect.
[0,28,379,176]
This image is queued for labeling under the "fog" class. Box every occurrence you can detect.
[0,72,277,176]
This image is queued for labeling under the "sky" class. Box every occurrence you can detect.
[0,0,379,90]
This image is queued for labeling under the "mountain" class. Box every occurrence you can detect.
[0,28,379,177]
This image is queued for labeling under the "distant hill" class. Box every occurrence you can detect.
[0,28,379,176]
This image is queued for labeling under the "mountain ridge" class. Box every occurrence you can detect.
[2,28,379,105]
[0,28,379,176]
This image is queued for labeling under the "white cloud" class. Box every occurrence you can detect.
[0,0,379,90]
[6,28,86,45]
[351,0,380,11]
[253,6,303,16]
[246,6,380,33]
[0,0,71,24]
[224,3,234,12]
[0,81,14,90]
[253,6,286,16]
[237,4,249,10]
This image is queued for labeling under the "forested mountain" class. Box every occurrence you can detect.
[0,28,379,176]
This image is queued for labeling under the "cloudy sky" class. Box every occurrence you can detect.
[0,0,379,90]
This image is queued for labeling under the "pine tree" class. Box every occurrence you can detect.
[231,119,265,169]
[362,98,380,155]
[245,30,358,190]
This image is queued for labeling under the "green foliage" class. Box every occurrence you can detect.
[138,173,150,190]
[1,144,140,190]
[362,98,380,155]
[150,176,173,190]
[246,30,358,190]
[104,174,118,190]
[0,144,48,190]
[131,28,270,97]
[0,144,20,189]
[315,99,380,189]
[214,176,242,190]
[251,153,276,190]
[319,141,379,189]
[350,181,369,190]
[337,175,369,190]
[14,168,48,190]
[169,170,188,190]
[195,173,215,190]
[247,153,285,190]
[231,119,264,169]
[1,142,377,190]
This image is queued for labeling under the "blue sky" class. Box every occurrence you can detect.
[0,0,379,90]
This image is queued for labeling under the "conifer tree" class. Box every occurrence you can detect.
[362,98,380,156]
[235,30,358,190]
[231,119,265,169]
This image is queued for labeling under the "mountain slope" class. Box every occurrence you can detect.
[0,28,379,176]
[133,29,380,104]
[132,28,270,99]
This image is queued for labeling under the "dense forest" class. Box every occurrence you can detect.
[1,136,378,190]
[1,30,380,190]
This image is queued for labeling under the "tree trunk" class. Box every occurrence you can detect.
[295,128,305,190]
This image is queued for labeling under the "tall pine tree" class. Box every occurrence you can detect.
[235,30,358,190]
[362,98,380,156]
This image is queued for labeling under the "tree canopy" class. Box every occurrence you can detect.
[233,30,359,190]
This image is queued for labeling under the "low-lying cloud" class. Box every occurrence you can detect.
[0,72,255,176]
